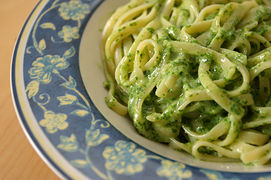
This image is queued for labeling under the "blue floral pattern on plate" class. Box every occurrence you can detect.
[103,141,148,175]
[11,0,271,179]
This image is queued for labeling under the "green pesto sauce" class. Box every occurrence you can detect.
[105,0,271,149]
[127,42,230,141]
[183,101,226,134]
[260,125,271,136]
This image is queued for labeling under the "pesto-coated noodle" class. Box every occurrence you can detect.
[101,0,271,165]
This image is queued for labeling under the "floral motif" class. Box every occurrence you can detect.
[59,0,89,21]
[61,75,77,89]
[57,134,78,152]
[103,140,147,175]
[201,170,218,180]
[200,169,239,180]
[86,129,109,147]
[40,111,68,133]
[58,25,79,42]
[57,94,78,106]
[28,55,69,84]
[157,160,192,180]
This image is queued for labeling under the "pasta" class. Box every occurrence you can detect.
[101,0,271,165]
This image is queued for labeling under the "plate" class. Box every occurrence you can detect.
[11,0,271,179]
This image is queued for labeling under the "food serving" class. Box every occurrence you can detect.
[101,0,271,165]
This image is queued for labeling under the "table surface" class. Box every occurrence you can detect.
[0,0,59,179]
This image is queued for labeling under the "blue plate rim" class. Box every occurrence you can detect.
[11,0,81,179]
